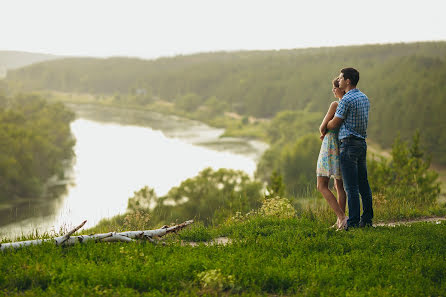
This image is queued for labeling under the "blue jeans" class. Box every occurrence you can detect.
[339,138,373,227]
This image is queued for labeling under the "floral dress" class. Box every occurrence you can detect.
[316,130,342,179]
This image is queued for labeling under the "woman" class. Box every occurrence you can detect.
[316,78,347,230]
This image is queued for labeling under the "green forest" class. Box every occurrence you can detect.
[5,41,446,165]
[0,92,75,202]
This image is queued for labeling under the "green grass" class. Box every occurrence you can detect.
[288,190,446,226]
[1,216,445,296]
[177,222,214,242]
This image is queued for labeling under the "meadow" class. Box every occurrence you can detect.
[1,215,445,296]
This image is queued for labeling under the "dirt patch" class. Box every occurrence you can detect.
[375,216,446,227]
[182,236,232,247]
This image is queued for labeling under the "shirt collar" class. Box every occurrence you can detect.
[345,88,359,95]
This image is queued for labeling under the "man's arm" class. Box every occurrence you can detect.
[327,116,343,130]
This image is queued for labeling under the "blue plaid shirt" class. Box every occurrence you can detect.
[334,88,370,140]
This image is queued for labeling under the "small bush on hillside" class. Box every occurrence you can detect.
[265,170,286,199]
[259,196,296,219]
[123,209,151,230]
[225,196,296,225]
[197,269,235,291]
[368,131,441,206]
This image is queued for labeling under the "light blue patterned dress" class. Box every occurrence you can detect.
[316,130,342,180]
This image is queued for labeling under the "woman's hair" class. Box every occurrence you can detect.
[332,77,345,96]
[332,77,340,88]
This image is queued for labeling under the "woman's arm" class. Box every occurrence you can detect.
[319,101,338,137]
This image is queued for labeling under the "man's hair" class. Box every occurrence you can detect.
[341,67,360,86]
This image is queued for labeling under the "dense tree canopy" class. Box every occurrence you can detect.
[5,42,446,164]
[0,94,75,201]
[255,110,322,195]
[127,167,264,225]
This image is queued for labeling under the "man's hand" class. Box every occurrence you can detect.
[327,116,343,130]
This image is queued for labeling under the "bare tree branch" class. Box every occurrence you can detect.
[1,220,193,251]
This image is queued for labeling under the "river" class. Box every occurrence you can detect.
[0,104,268,239]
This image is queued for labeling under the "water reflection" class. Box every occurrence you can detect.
[68,104,267,160]
[0,105,267,239]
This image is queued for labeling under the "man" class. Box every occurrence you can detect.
[327,67,373,229]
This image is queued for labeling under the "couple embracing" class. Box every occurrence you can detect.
[317,67,373,230]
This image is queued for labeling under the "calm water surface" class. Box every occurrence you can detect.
[0,105,268,239]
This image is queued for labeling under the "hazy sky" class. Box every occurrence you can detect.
[1,0,445,59]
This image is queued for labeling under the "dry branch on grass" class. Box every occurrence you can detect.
[1,220,194,251]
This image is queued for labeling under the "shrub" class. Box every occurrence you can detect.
[368,131,441,206]
[123,209,151,230]
[259,196,296,219]
[197,269,234,291]
[127,168,264,226]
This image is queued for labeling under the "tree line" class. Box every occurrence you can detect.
[0,93,75,201]
[5,41,446,165]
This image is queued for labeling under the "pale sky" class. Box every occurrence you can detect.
[1,0,445,59]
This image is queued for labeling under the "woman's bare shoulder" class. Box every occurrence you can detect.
[329,101,339,110]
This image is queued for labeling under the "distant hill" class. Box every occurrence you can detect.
[5,42,446,165]
[0,51,63,78]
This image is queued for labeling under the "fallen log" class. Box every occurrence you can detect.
[1,219,193,251]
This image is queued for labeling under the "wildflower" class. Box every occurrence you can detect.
[259,196,296,219]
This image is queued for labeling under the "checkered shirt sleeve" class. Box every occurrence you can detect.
[335,97,349,119]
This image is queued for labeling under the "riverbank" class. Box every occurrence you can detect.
[0,105,268,239]
[44,91,270,142]
[45,91,446,210]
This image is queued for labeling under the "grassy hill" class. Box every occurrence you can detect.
[1,216,445,296]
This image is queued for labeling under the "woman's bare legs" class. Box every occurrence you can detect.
[334,179,347,214]
[317,176,346,221]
